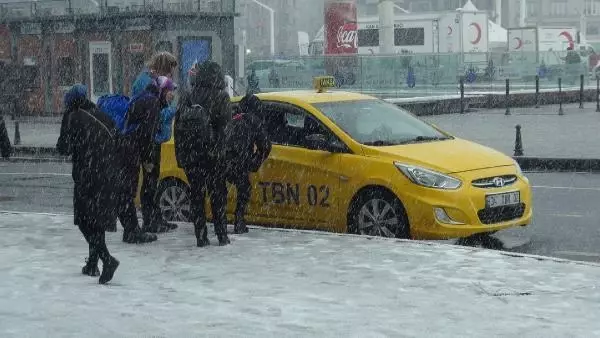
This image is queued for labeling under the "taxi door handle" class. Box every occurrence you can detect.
[340,175,349,182]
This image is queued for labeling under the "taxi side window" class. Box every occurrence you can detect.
[262,102,338,149]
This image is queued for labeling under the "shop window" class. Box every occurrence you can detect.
[57,57,74,87]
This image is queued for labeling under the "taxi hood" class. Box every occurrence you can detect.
[362,138,514,174]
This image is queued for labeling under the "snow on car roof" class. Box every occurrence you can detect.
[253,90,376,104]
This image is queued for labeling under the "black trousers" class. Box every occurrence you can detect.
[79,220,111,264]
[227,170,251,222]
[184,162,228,239]
[141,144,161,226]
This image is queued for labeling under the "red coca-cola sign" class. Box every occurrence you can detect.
[325,0,357,54]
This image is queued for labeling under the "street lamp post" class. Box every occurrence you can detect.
[249,0,275,56]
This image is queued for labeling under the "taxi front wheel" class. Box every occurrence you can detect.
[157,179,192,223]
[348,189,410,239]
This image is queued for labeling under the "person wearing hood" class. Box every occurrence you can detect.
[131,52,179,233]
[115,76,171,245]
[56,84,120,284]
[225,94,271,234]
[174,61,231,247]
[0,113,11,159]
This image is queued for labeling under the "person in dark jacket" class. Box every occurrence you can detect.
[175,61,231,247]
[0,114,11,159]
[115,79,165,244]
[133,52,179,233]
[56,84,120,284]
[140,77,179,233]
[225,94,271,234]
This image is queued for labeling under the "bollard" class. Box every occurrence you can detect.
[514,125,524,157]
[535,75,540,108]
[580,74,584,109]
[505,78,510,115]
[14,120,20,145]
[596,76,600,113]
[460,76,465,114]
[558,77,564,115]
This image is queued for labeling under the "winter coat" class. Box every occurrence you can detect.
[131,69,155,97]
[0,116,11,159]
[155,104,176,144]
[225,110,272,173]
[133,69,175,144]
[117,83,162,197]
[175,62,231,169]
[56,99,121,228]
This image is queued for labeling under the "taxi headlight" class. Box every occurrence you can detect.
[395,163,462,190]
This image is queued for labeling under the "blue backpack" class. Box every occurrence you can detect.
[97,91,156,135]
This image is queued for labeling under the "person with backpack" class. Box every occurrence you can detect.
[56,84,121,284]
[225,94,271,234]
[0,114,11,159]
[97,77,173,244]
[131,52,179,233]
[174,61,231,247]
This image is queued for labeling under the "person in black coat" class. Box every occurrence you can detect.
[175,61,232,247]
[56,84,120,284]
[115,80,164,244]
[0,114,11,159]
[225,94,271,234]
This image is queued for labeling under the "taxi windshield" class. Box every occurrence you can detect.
[314,99,451,146]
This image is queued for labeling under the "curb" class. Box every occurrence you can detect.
[1,209,599,268]
[514,157,600,173]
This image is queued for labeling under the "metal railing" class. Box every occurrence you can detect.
[245,51,593,98]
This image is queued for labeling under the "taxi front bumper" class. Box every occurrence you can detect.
[392,167,533,240]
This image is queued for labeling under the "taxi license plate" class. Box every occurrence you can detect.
[485,191,520,208]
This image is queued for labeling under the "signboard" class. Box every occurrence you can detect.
[128,43,144,53]
[324,0,357,54]
[54,22,75,34]
[20,23,42,35]
[89,41,113,102]
[124,18,151,31]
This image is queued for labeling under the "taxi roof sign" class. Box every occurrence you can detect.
[313,76,335,93]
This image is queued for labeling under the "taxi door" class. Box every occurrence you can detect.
[248,102,345,229]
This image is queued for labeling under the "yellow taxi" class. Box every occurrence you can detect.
[150,77,532,240]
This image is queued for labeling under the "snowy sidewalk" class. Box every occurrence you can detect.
[1,212,600,337]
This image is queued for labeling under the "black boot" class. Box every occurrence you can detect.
[81,258,100,277]
[215,224,230,246]
[123,228,158,244]
[99,256,120,284]
[195,224,210,247]
[233,219,249,234]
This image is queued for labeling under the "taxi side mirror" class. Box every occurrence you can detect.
[305,134,346,153]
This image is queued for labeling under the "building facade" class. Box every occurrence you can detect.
[235,0,323,58]
[0,0,236,115]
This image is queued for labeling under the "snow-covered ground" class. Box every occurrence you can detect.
[1,212,600,337]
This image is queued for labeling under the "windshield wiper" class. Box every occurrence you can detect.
[398,136,451,144]
[363,140,397,146]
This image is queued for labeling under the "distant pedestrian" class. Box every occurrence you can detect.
[247,68,260,94]
[0,115,11,159]
[56,84,120,284]
[174,61,231,247]
[225,94,271,234]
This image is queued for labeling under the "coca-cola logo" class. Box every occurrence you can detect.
[336,24,357,49]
